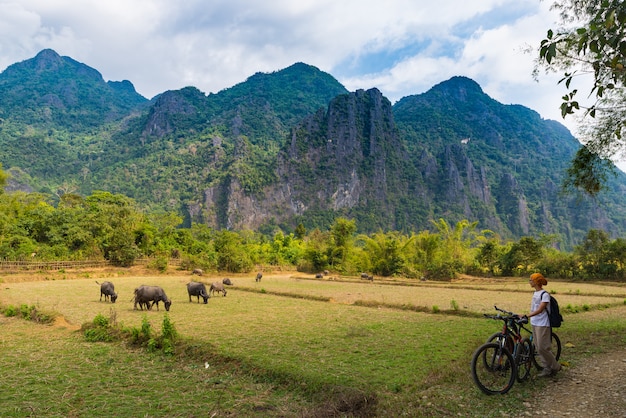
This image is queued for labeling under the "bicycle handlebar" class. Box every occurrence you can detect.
[484,306,529,325]
[494,305,516,316]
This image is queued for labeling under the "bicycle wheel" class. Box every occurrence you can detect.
[471,342,516,395]
[516,338,532,382]
[486,332,514,353]
[532,331,562,370]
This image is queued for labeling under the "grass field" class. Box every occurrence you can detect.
[1,268,625,417]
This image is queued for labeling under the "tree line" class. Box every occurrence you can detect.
[1,168,623,281]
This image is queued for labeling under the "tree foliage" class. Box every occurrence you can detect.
[0,185,624,280]
[538,0,626,194]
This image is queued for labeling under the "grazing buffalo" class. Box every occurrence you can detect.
[134,285,172,311]
[315,273,324,279]
[360,273,374,281]
[210,282,227,297]
[222,278,233,286]
[187,282,210,304]
[255,272,262,282]
[323,270,329,275]
[96,281,118,303]
[192,268,203,276]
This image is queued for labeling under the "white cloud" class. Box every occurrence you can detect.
[0,0,579,134]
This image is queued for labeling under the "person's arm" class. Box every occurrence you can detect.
[528,301,548,318]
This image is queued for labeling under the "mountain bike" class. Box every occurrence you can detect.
[471,309,532,395]
[486,306,561,371]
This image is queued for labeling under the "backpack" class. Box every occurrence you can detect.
[541,291,563,328]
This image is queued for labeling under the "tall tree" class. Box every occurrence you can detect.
[537,0,626,195]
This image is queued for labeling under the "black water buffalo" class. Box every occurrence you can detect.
[96,281,118,303]
[187,281,210,304]
[315,273,324,278]
[360,273,374,281]
[192,268,203,276]
[134,285,172,311]
[222,278,233,286]
[210,282,227,297]
[255,272,262,282]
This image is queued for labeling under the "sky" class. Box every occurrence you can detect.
[0,0,583,137]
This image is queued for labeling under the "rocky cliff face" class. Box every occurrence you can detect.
[199,88,410,230]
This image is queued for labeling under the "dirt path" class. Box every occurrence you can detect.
[526,348,626,417]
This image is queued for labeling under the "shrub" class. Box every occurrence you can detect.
[161,314,178,342]
[92,313,109,328]
[4,305,17,317]
[20,304,35,320]
[148,256,169,272]
[83,312,116,342]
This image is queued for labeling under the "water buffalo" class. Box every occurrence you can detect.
[96,281,118,303]
[255,272,262,282]
[192,268,203,276]
[315,273,324,278]
[360,273,374,281]
[222,278,233,286]
[134,285,172,311]
[187,281,210,304]
[210,282,227,297]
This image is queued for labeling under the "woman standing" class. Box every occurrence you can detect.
[524,272,561,377]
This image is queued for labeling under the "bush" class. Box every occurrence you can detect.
[148,256,169,272]
[82,312,117,342]
[3,305,17,317]
[20,304,34,320]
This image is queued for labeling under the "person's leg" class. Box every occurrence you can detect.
[533,325,560,375]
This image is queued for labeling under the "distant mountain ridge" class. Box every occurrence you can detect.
[0,49,148,128]
[1,49,625,248]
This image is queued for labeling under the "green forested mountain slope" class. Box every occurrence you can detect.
[0,49,147,128]
[1,50,626,248]
[394,77,626,244]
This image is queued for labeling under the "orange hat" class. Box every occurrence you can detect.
[530,272,547,286]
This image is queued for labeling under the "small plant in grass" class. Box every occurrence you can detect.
[162,338,175,356]
[432,305,440,313]
[147,338,158,353]
[20,304,35,320]
[161,314,178,342]
[127,315,153,345]
[450,300,459,311]
[582,304,590,311]
[4,305,17,317]
[93,313,109,328]
[83,311,120,342]
[127,314,178,355]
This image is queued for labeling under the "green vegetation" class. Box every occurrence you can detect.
[538,0,626,195]
[3,50,626,250]
[1,274,625,416]
[1,183,626,280]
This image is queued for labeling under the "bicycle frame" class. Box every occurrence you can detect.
[488,307,533,382]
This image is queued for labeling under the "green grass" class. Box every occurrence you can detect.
[1,273,626,416]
